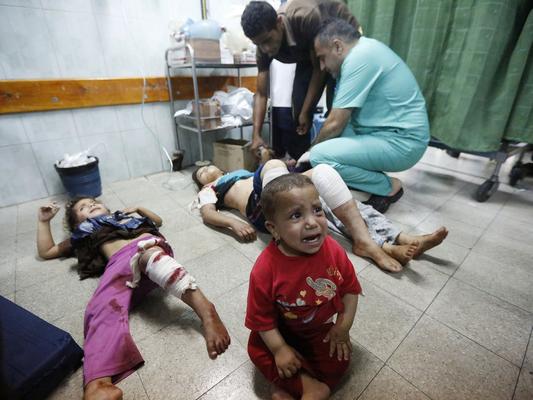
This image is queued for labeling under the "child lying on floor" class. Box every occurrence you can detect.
[246,174,362,400]
[37,198,230,400]
[192,158,448,272]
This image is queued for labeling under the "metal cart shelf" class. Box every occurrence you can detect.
[165,44,269,165]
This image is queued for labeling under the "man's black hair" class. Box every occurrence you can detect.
[241,1,278,39]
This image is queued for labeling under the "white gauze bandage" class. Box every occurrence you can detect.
[144,251,197,298]
[262,167,289,188]
[311,164,353,210]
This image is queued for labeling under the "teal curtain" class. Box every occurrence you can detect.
[345,0,533,152]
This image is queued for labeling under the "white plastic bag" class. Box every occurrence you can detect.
[56,150,96,168]
[211,87,254,120]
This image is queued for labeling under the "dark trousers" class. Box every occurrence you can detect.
[272,62,335,160]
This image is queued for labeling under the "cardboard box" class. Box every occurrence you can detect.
[181,115,222,130]
[188,38,221,63]
[213,139,257,171]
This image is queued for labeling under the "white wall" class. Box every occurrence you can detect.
[0,0,273,207]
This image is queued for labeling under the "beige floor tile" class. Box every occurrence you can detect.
[198,361,270,400]
[96,191,125,212]
[0,205,17,240]
[15,270,98,322]
[384,200,433,228]
[359,366,431,400]
[414,211,485,249]
[485,213,533,246]
[185,246,254,301]
[359,258,449,311]
[47,367,84,400]
[454,249,533,313]
[157,206,202,235]
[330,342,384,400]
[435,198,499,229]
[228,232,271,263]
[498,191,533,223]
[472,231,533,269]
[514,332,533,400]
[137,312,249,400]
[388,316,519,400]
[0,261,15,297]
[16,255,76,291]
[351,278,422,361]
[165,182,201,208]
[427,278,533,366]
[162,224,229,264]
[452,182,510,210]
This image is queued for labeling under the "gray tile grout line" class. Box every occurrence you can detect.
[194,360,250,400]
[511,325,533,400]
[135,371,151,400]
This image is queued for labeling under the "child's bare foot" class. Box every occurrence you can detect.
[201,304,231,359]
[353,240,403,272]
[397,227,448,258]
[84,378,123,400]
[270,383,295,400]
[382,242,419,265]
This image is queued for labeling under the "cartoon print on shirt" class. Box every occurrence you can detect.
[306,277,337,300]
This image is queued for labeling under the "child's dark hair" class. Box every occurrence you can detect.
[260,174,315,220]
[64,196,95,232]
[191,166,205,190]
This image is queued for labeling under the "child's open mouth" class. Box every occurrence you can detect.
[302,233,322,244]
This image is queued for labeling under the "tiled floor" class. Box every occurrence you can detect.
[2,147,533,400]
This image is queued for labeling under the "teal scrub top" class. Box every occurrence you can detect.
[333,37,429,138]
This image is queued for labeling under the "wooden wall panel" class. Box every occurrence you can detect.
[0,76,257,114]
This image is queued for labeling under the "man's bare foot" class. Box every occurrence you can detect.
[270,383,295,400]
[84,378,123,400]
[383,242,419,265]
[397,227,448,258]
[353,240,403,272]
[201,303,231,359]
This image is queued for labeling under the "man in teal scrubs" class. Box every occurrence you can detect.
[310,18,430,212]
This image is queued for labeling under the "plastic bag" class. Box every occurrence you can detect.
[211,87,254,120]
[56,150,96,168]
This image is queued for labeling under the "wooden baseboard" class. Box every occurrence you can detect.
[0,76,257,114]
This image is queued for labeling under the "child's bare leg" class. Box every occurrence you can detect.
[300,372,330,400]
[382,242,419,265]
[84,377,122,400]
[331,201,403,272]
[396,227,448,258]
[270,384,295,400]
[138,247,230,359]
[181,288,231,359]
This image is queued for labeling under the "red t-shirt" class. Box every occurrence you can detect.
[246,236,362,335]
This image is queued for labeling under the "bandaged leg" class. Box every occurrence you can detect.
[126,237,172,288]
[143,251,197,298]
[310,164,353,209]
[262,166,289,188]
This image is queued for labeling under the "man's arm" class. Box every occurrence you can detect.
[250,69,270,152]
[296,50,328,135]
[200,204,256,242]
[313,107,352,144]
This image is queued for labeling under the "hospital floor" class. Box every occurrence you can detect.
[2,147,532,400]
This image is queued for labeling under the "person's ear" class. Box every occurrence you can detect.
[276,15,283,30]
[265,220,281,244]
[333,39,343,55]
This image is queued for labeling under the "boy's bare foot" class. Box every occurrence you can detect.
[201,304,231,359]
[84,378,123,400]
[353,240,403,272]
[300,372,330,400]
[397,227,448,258]
[382,242,419,265]
[270,383,295,400]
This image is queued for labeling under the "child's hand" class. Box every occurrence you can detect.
[323,324,352,361]
[122,206,139,215]
[38,202,60,222]
[230,220,257,242]
[274,345,302,379]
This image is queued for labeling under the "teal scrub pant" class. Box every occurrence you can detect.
[309,126,428,196]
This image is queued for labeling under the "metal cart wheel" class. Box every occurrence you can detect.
[446,150,461,158]
[509,163,523,187]
[475,179,499,202]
